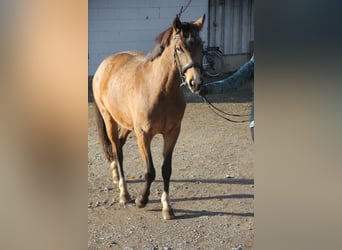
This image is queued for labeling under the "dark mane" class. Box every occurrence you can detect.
[146,27,173,61]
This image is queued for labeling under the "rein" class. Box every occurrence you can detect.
[201,95,251,123]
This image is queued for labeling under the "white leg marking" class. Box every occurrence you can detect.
[118,178,129,203]
[110,161,119,183]
[161,191,170,210]
[119,178,127,194]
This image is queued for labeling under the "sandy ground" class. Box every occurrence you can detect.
[88,89,254,249]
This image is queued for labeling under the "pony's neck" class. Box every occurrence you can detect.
[151,44,182,95]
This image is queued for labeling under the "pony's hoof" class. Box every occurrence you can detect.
[119,194,131,205]
[135,196,148,208]
[162,208,175,220]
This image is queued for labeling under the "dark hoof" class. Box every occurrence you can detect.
[135,196,148,208]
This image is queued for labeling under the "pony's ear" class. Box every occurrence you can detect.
[193,14,205,31]
[173,15,182,33]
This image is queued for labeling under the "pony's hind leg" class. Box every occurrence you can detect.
[110,161,119,184]
[160,126,181,220]
[135,130,155,208]
[119,127,131,146]
[102,113,131,204]
[110,128,131,184]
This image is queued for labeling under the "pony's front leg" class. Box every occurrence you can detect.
[161,126,181,220]
[135,130,155,208]
[161,154,174,220]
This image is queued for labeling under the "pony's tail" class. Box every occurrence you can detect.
[94,102,114,162]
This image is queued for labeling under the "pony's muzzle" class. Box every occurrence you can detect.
[188,77,203,93]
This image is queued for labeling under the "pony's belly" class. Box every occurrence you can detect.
[137,113,184,136]
[113,114,134,131]
[105,104,134,130]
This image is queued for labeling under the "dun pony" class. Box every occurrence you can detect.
[93,15,205,219]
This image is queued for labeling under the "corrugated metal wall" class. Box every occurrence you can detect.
[208,0,254,55]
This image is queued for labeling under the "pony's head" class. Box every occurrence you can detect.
[147,15,205,94]
[172,14,205,93]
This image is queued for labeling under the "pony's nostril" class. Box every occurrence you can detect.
[189,80,194,87]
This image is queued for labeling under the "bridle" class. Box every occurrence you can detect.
[173,34,251,123]
[173,34,202,87]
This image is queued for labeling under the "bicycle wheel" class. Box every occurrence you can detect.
[202,50,223,77]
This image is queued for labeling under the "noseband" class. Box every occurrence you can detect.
[180,61,202,75]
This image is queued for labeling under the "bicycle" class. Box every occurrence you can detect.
[202,43,224,77]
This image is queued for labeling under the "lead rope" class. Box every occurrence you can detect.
[201,95,251,123]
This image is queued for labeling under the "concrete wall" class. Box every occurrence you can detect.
[89,0,208,75]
